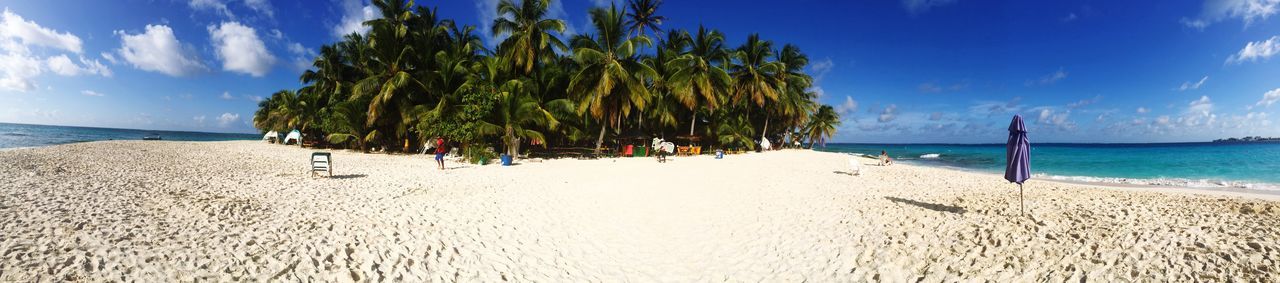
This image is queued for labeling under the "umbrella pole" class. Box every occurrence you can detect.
[1019,183,1025,216]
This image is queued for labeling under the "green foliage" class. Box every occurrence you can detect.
[252,0,835,155]
[463,145,498,165]
[418,88,497,145]
[805,105,841,147]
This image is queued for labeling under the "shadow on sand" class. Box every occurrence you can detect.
[832,170,856,176]
[330,174,368,179]
[885,197,966,214]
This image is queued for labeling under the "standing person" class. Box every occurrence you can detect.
[434,137,447,170]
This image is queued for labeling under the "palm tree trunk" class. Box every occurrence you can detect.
[594,123,607,155]
[689,113,697,136]
[760,118,769,142]
[507,136,521,158]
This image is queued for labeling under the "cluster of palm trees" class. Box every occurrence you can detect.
[253,0,840,160]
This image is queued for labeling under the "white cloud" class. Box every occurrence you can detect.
[902,0,958,15]
[878,104,898,123]
[99,52,118,64]
[0,9,82,53]
[929,112,943,121]
[45,54,111,77]
[114,25,206,77]
[1066,95,1102,109]
[80,90,104,97]
[189,0,234,18]
[287,42,316,72]
[0,51,42,91]
[1257,88,1280,108]
[1062,13,1079,22]
[970,96,1022,116]
[1177,76,1209,91]
[243,0,275,18]
[246,95,264,102]
[1182,0,1279,29]
[219,91,234,100]
[917,80,969,93]
[0,9,108,92]
[216,112,240,127]
[809,57,834,83]
[1226,36,1279,64]
[1188,95,1213,114]
[837,95,858,115]
[333,0,379,38]
[209,22,275,77]
[193,115,207,126]
[188,0,274,19]
[917,82,942,93]
[1137,107,1150,114]
[1026,68,1068,86]
[1035,108,1075,131]
[1155,115,1171,126]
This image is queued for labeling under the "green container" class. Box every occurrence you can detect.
[635,145,647,157]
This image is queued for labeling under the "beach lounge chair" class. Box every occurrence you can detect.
[311,152,332,177]
[848,159,862,176]
[692,146,702,155]
[677,146,691,156]
[623,145,634,157]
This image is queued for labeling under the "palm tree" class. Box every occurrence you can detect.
[476,80,560,158]
[567,4,656,154]
[716,111,755,151]
[638,30,688,134]
[351,0,427,141]
[325,98,376,152]
[299,45,349,108]
[668,26,731,136]
[492,0,567,74]
[772,44,815,144]
[804,105,840,147]
[729,34,783,144]
[253,90,305,140]
[252,93,280,131]
[625,0,665,38]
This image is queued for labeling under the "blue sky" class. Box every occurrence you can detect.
[0,0,1278,143]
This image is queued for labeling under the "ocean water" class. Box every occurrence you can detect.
[818,143,1280,191]
[0,122,257,150]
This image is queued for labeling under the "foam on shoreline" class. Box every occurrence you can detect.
[839,152,1280,195]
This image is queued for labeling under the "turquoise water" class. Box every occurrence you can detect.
[0,122,257,149]
[818,143,1280,191]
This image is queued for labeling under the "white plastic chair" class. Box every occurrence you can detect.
[311,152,332,177]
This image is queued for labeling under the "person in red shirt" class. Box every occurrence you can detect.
[434,137,446,170]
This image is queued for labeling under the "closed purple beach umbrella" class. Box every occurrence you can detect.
[1005,115,1031,215]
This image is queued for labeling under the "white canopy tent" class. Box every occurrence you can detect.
[284,130,302,145]
[262,131,279,142]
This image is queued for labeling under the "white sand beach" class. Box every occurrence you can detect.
[1,140,1277,281]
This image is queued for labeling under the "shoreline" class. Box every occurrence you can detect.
[835,151,1280,201]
